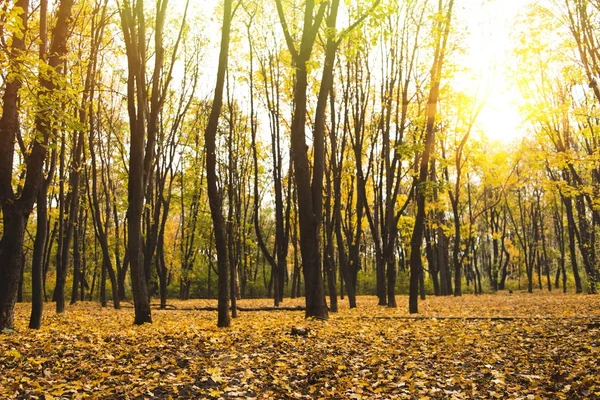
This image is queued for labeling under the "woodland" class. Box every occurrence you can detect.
[1,0,600,396]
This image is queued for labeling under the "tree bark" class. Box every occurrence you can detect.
[119,0,152,324]
[1,0,74,331]
[205,0,233,327]
[274,0,329,319]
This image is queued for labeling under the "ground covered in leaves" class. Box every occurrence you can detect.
[1,293,600,399]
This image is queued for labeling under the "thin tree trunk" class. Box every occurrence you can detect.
[119,0,152,324]
[204,0,233,327]
[409,0,454,313]
[30,175,52,328]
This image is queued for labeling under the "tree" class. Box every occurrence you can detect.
[87,71,122,309]
[250,6,292,306]
[178,101,208,300]
[273,0,329,319]
[118,0,153,324]
[0,0,74,331]
[409,0,454,314]
[361,0,423,307]
[249,18,284,306]
[515,2,599,292]
[444,91,485,296]
[205,0,235,328]
[274,0,379,318]
[61,0,111,311]
[29,0,54,329]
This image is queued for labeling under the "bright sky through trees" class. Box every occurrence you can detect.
[456,0,533,144]
[198,0,533,144]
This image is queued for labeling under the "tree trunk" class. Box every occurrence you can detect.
[386,259,397,307]
[119,0,152,324]
[204,0,233,327]
[27,0,45,329]
[409,0,454,313]
[30,179,51,329]
[324,170,338,313]
[274,0,329,320]
[419,262,426,300]
[291,204,299,299]
[0,211,28,330]
[563,196,583,293]
[70,205,83,304]
[1,0,74,331]
[330,110,356,308]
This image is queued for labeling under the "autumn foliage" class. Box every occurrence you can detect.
[1,293,599,399]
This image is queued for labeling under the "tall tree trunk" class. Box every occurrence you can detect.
[29,0,51,330]
[54,133,67,309]
[57,127,84,311]
[409,0,454,314]
[205,0,233,327]
[425,227,440,296]
[1,0,74,331]
[563,196,583,293]
[274,0,329,320]
[330,93,356,308]
[100,256,107,307]
[30,163,53,329]
[119,0,152,324]
[324,166,338,312]
[86,94,120,310]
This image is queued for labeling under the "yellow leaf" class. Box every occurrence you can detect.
[5,349,22,359]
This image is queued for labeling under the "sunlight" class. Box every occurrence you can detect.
[476,96,524,143]
[454,0,533,143]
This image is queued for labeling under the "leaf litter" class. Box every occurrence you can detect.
[1,293,599,399]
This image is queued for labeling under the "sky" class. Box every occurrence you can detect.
[455,0,534,144]
[194,0,533,145]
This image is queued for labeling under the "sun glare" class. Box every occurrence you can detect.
[454,0,533,144]
[475,98,523,144]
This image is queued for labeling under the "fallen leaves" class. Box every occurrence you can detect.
[1,293,599,399]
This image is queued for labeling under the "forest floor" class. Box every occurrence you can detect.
[1,292,600,399]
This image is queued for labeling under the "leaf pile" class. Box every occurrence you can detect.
[1,293,599,399]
